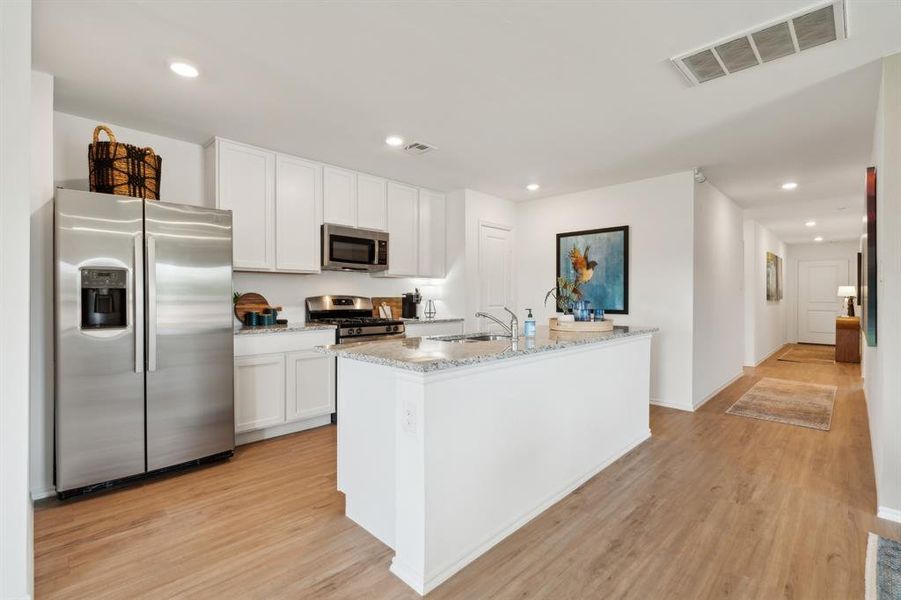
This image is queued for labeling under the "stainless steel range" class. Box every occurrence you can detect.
[306,295,405,344]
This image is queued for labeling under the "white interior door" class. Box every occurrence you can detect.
[478,223,512,331]
[797,259,849,345]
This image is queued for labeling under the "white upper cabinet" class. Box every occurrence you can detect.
[211,139,276,270]
[323,166,357,227]
[356,174,388,231]
[418,190,446,278]
[209,137,446,280]
[275,155,322,273]
[383,182,419,277]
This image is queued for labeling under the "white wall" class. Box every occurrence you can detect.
[30,72,55,500]
[864,53,901,523]
[516,171,696,410]
[53,111,207,205]
[784,241,858,343]
[692,181,744,407]
[1,1,34,597]
[743,220,787,365]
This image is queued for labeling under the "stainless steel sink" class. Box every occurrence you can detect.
[428,333,513,343]
[464,334,512,342]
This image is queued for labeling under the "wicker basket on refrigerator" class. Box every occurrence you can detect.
[88,125,162,199]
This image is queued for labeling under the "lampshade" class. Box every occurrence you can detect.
[837,285,857,298]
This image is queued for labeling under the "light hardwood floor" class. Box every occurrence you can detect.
[35,344,901,599]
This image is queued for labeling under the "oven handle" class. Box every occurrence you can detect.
[338,332,406,344]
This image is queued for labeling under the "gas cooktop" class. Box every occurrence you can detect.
[305,295,405,342]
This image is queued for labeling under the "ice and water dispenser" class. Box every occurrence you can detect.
[80,268,127,329]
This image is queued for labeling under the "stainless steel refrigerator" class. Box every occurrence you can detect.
[54,188,234,496]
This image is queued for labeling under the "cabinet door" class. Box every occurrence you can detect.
[323,166,357,227]
[384,182,419,277]
[285,351,335,422]
[418,189,446,278]
[216,140,275,270]
[234,354,286,433]
[276,155,322,272]
[357,174,387,231]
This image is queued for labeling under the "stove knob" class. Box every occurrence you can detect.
[392,325,399,332]
[355,328,362,334]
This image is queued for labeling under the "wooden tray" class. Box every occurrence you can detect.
[234,292,282,322]
[549,318,613,332]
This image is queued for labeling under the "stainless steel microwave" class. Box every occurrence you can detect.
[321,224,389,272]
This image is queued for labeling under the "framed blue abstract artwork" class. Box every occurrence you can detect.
[556,226,629,314]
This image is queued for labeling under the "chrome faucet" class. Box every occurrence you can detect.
[475,306,519,338]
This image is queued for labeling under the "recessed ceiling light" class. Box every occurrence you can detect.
[805,220,816,227]
[385,135,404,147]
[169,62,199,78]
[814,236,823,242]
[526,183,540,192]
[781,182,798,190]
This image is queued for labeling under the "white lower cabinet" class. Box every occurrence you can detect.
[285,350,335,422]
[234,330,336,443]
[234,354,286,433]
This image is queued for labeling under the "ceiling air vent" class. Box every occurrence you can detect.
[403,141,436,156]
[672,0,846,86]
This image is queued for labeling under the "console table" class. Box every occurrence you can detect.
[835,316,861,363]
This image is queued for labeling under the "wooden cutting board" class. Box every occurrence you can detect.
[371,297,402,319]
[234,292,282,322]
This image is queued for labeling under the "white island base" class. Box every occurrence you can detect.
[336,331,653,595]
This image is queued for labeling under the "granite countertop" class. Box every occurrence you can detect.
[317,325,657,372]
[234,322,336,335]
[402,317,464,324]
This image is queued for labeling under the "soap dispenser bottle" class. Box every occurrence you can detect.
[524,308,536,337]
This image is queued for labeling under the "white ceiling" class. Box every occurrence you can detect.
[34,1,901,243]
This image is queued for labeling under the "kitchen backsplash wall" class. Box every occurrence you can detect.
[233,271,455,322]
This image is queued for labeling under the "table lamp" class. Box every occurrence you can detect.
[837,285,857,317]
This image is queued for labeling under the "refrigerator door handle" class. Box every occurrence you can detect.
[134,234,144,373]
[147,234,158,372]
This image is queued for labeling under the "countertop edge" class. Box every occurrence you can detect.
[234,323,337,335]
[401,317,465,324]
[316,327,658,373]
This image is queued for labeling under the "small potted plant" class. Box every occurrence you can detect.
[545,276,581,322]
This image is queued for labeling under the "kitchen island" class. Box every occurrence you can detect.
[320,325,656,595]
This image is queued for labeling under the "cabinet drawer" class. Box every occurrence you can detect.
[234,329,336,357]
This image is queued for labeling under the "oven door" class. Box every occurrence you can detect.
[338,332,406,344]
[322,224,388,272]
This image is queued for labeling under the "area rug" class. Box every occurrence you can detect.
[777,344,835,365]
[867,532,901,599]
[725,377,836,431]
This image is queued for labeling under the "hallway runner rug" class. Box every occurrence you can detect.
[777,344,835,365]
[867,532,901,599]
[726,377,836,431]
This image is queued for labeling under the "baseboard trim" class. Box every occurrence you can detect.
[693,371,744,410]
[403,429,653,596]
[650,398,694,412]
[31,486,56,501]
[745,344,788,368]
[877,506,901,524]
[236,414,332,446]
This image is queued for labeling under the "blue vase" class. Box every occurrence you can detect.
[574,300,592,322]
